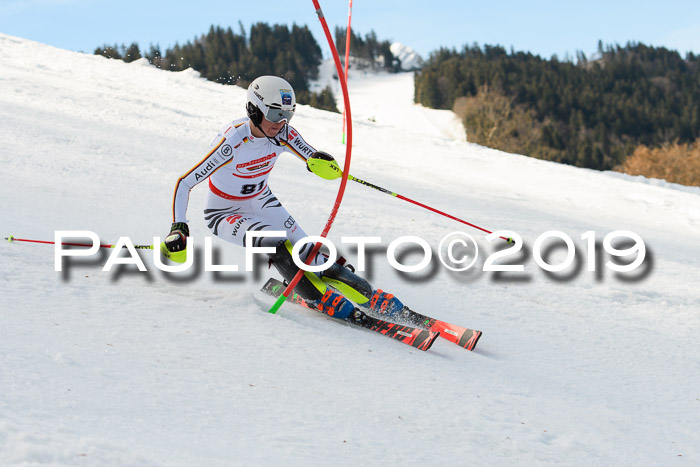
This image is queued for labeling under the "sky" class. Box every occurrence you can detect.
[1,0,700,61]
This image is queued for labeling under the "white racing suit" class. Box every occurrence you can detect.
[172,117,317,253]
[171,117,379,312]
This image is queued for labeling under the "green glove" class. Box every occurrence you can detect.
[307,151,342,180]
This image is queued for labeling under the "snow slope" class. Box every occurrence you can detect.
[310,59,467,142]
[1,33,700,466]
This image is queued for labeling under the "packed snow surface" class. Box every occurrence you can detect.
[311,58,467,142]
[1,33,699,465]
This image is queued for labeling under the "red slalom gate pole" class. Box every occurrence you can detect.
[341,0,352,144]
[268,0,354,314]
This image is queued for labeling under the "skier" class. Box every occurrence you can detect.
[162,75,404,325]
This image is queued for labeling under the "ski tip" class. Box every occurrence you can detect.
[6,236,14,243]
[463,330,482,351]
[418,331,440,351]
[427,331,441,351]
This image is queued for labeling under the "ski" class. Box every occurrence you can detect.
[357,316,439,351]
[397,308,482,351]
[260,278,439,351]
[260,278,482,350]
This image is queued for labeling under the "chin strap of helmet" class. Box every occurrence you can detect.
[247,102,286,147]
[257,121,287,147]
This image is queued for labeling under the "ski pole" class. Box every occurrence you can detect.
[5,236,153,249]
[346,175,513,243]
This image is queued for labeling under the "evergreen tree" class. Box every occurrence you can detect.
[334,27,397,71]
[94,44,123,60]
[145,44,165,68]
[93,23,335,112]
[123,43,141,63]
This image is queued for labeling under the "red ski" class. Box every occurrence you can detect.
[359,318,439,351]
[260,278,439,352]
[415,317,482,351]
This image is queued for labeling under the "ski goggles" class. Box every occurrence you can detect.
[264,106,295,123]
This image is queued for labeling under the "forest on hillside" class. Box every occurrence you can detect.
[95,23,337,112]
[334,27,401,71]
[95,24,399,114]
[94,25,700,185]
[414,42,700,178]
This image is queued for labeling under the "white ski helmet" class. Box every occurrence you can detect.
[246,75,296,125]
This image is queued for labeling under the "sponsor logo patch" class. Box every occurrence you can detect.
[236,153,276,173]
[194,157,221,181]
[244,162,270,172]
[231,217,248,236]
[280,90,292,106]
[226,215,243,225]
[292,138,313,157]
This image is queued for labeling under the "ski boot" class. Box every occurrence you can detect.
[313,289,355,319]
[367,289,405,317]
[347,308,373,327]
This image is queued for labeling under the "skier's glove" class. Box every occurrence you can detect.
[306,151,342,180]
[164,222,189,253]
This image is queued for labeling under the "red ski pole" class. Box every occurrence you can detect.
[5,236,153,249]
[345,174,514,243]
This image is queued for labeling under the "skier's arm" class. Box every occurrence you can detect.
[281,125,341,180]
[163,133,239,259]
[281,125,317,163]
[171,132,240,223]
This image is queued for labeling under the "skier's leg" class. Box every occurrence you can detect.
[269,240,361,319]
[267,239,324,301]
[203,187,322,259]
[203,188,361,320]
[321,262,406,317]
